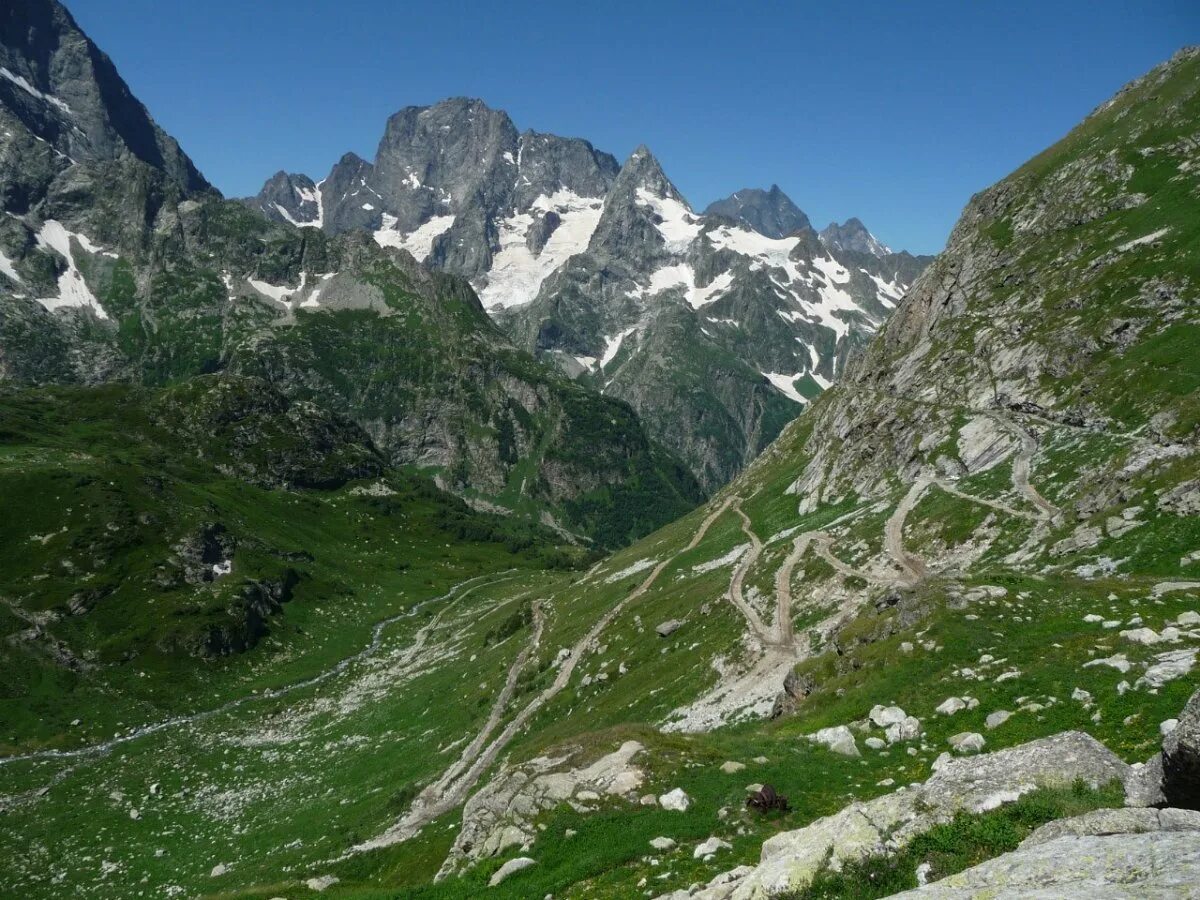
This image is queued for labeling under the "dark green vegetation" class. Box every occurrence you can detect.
[2,5,1199,899]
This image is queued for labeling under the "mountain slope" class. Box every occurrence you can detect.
[3,42,1197,900]
[246,101,932,490]
[0,2,701,547]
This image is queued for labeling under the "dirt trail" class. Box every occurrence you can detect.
[885,477,931,584]
[388,601,546,832]
[810,533,890,584]
[933,478,1037,520]
[990,412,1058,518]
[727,506,772,643]
[0,573,513,770]
[358,497,738,851]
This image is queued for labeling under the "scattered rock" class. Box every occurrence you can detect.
[865,737,886,750]
[985,710,1012,730]
[720,761,745,774]
[869,705,909,728]
[305,875,340,892]
[949,732,986,754]
[885,716,922,744]
[693,837,732,860]
[489,857,536,887]
[210,863,228,878]
[1137,649,1196,689]
[650,837,677,851]
[659,788,691,812]
[1120,627,1161,645]
[656,620,683,638]
[936,697,967,716]
[808,725,860,757]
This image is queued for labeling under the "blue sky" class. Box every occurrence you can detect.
[68,0,1196,254]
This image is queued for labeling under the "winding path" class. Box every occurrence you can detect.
[357,497,738,851]
[989,412,1058,518]
[0,572,513,770]
[885,477,931,584]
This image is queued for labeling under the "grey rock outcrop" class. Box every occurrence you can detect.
[1163,686,1200,809]
[703,185,810,239]
[891,831,1200,897]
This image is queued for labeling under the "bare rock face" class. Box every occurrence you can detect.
[438,740,645,879]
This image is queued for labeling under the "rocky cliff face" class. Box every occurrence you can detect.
[0,0,701,548]
[245,100,932,491]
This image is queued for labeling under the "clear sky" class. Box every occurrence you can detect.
[67,0,1196,255]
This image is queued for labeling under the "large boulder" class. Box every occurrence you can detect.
[1163,686,1200,809]
[659,731,1129,899]
[891,831,1200,897]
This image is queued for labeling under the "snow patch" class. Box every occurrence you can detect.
[600,326,637,369]
[33,220,110,319]
[761,372,807,404]
[635,187,701,250]
[477,190,604,309]
[0,248,20,283]
[0,66,72,114]
[374,214,456,261]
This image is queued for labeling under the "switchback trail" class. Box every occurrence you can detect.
[359,497,738,851]
[990,412,1059,519]
[885,477,931,584]
[0,572,513,770]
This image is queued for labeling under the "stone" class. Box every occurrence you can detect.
[720,761,745,774]
[1163,686,1200,809]
[1120,627,1161,645]
[890,832,1200,896]
[949,732,986,754]
[659,788,691,812]
[489,857,536,887]
[985,710,1012,730]
[1020,806,1200,847]
[1137,649,1197,689]
[1071,687,1093,706]
[885,716,922,744]
[649,837,676,851]
[656,620,683,638]
[305,875,340,891]
[865,737,886,750]
[809,725,860,757]
[1162,719,1180,737]
[869,705,908,728]
[1125,754,1166,807]
[693,836,732,859]
[640,793,658,806]
[677,732,1131,898]
[1178,611,1200,626]
[210,864,228,877]
[935,697,966,716]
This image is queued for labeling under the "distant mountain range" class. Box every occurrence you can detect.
[246,101,933,488]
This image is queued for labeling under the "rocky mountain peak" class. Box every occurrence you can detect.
[703,184,811,238]
[819,216,891,258]
[0,0,210,202]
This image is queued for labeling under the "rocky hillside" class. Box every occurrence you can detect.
[0,0,702,548]
[3,42,1196,900]
[246,100,932,489]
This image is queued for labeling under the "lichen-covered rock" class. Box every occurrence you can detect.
[891,832,1200,897]
[661,731,1130,899]
[1020,806,1200,847]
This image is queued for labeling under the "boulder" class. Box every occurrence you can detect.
[694,837,732,859]
[659,788,691,812]
[489,857,535,886]
[1125,754,1166,808]
[1020,806,1200,847]
[890,832,1200,896]
[869,705,908,727]
[935,697,966,716]
[985,710,1012,730]
[650,836,677,851]
[1163,686,1200,809]
[808,725,860,757]
[656,620,683,638]
[720,761,746,774]
[949,732,986,754]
